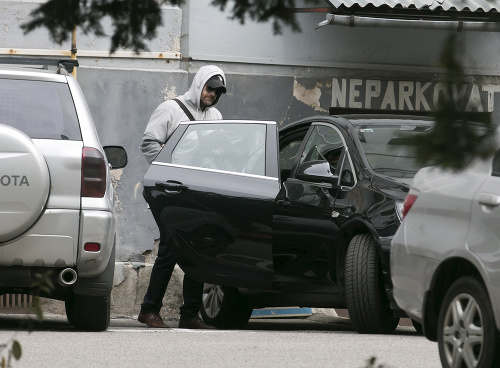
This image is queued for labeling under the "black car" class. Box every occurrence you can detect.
[143,110,434,333]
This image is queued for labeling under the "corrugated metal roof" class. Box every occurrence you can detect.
[325,0,499,12]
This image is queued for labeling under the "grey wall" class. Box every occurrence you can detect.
[77,68,188,261]
[184,1,500,75]
[2,0,500,262]
[0,1,181,53]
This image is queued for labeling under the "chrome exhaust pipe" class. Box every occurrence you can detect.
[58,268,77,287]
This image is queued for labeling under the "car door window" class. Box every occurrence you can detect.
[279,138,304,181]
[299,125,344,172]
[172,123,266,175]
[297,124,356,187]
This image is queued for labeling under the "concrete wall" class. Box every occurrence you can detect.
[185,1,500,74]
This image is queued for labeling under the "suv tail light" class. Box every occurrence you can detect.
[81,147,106,198]
[84,242,101,252]
[402,192,418,218]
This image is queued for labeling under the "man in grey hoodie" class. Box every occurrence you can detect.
[138,65,227,329]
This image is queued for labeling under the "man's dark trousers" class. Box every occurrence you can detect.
[140,223,204,320]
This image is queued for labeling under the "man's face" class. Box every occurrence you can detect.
[200,84,222,109]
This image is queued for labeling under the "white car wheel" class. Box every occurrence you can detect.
[438,276,500,368]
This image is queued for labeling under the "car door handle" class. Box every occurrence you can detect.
[155,181,188,192]
[277,199,290,209]
[479,193,500,207]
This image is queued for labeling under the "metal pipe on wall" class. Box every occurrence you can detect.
[316,13,500,32]
[0,48,181,60]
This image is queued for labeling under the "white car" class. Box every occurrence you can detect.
[391,128,500,368]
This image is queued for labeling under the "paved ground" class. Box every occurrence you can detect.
[0,312,439,368]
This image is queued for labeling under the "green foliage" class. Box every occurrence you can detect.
[30,271,55,322]
[1,271,54,367]
[413,33,497,171]
[0,339,22,368]
[21,0,321,53]
[21,0,171,53]
[210,0,321,34]
[11,342,21,362]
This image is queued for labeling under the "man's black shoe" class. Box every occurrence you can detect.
[178,317,217,329]
[138,312,169,328]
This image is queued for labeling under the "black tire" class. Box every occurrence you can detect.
[345,234,399,334]
[65,294,110,331]
[200,284,253,329]
[64,297,76,326]
[411,319,423,335]
[438,277,500,368]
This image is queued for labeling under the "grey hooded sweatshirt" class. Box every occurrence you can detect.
[141,65,226,164]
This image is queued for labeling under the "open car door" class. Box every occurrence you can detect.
[143,120,279,290]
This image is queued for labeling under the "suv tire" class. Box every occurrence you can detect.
[66,294,111,331]
[345,234,399,334]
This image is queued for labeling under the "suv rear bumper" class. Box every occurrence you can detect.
[0,209,115,279]
[0,209,79,267]
[73,243,115,296]
[77,210,116,278]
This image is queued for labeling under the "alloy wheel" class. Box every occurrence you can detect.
[202,283,224,318]
[442,292,484,367]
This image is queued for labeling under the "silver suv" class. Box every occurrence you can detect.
[0,58,127,331]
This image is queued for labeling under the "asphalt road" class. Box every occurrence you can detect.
[0,313,441,368]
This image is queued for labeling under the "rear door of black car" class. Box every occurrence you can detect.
[143,121,279,290]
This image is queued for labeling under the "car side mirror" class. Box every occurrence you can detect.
[340,169,355,187]
[295,160,339,185]
[104,146,128,169]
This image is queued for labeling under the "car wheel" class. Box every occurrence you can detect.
[65,294,110,331]
[64,297,76,326]
[345,233,399,334]
[200,284,253,329]
[411,319,423,335]
[438,276,500,368]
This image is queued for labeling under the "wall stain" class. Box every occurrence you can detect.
[111,168,123,181]
[133,182,141,200]
[293,79,328,113]
[111,169,124,212]
[162,85,177,101]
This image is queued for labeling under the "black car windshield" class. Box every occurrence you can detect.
[351,118,433,181]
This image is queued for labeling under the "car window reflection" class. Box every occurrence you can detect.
[172,123,267,175]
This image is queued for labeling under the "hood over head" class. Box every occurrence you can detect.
[183,65,226,111]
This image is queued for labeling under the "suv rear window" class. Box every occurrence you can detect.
[0,79,81,140]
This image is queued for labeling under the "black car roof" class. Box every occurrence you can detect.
[281,108,492,133]
[280,110,434,134]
